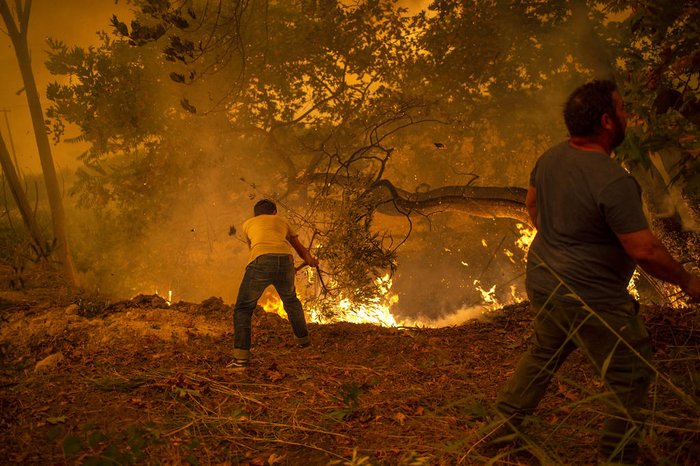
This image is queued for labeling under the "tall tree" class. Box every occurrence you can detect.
[0,0,78,286]
[44,0,700,307]
[0,133,46,255]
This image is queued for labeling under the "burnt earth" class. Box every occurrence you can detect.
[0,286,698,465]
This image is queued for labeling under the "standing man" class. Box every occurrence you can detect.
[230,199,318,368]
[494,80,700,463]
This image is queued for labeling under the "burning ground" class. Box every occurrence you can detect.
[0,280,699,465]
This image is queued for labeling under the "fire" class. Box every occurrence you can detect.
[627,270,640,301]
[313,295,399,326]
[501,223,534,265]
[510,284,519,301]
[515,223,536,252]
[467,224,535,313]
[255,274,401,327]
[473,279,501,310]
[205,222,540,328]
[153,289,173,306]
[664,283,690,308]
[259,288,288,318]
[308,274,400,326]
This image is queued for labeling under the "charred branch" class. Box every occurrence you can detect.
[371,180,530,225]
[304,174,529,225]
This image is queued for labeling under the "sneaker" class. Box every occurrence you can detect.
[226,358,250,368]
[296,335,311,348]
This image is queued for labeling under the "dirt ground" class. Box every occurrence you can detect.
[1,279,699,465]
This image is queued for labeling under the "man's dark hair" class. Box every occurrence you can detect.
[253,199,277,216]
[563,79,618,137]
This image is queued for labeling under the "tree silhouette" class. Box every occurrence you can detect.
[0,0,78,286]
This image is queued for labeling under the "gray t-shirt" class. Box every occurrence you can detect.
[526,141,649,305]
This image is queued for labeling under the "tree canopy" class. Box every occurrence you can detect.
[43,0,700,312]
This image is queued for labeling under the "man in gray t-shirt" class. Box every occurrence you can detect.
[526,141,648,305]
[493,80,700,464]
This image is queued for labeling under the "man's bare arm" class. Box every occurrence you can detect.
[617,228,700,300]
[288,235,319,267]
[525,186,538,229]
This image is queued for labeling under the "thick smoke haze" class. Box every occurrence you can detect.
[0,0,133,173]
[1,1,628,324]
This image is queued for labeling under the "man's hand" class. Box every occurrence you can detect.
[288,235,319,268]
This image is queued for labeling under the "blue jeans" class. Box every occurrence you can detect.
[233,254,309,360]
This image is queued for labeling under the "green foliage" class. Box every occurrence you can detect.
[43,0,700,303]
[46,425,64,442]
[328,448,373,466]
[62,435,83,456]
[599,0,700,196]
[329,381,364,421]
[310,188,398,316]
[49,422,164,465]
[46,415,67,424]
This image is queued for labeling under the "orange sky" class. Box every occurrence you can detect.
[0,0,133,174]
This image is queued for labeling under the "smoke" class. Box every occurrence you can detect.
[384,213,527,321]
[0,0,133,174]
[15,1,629,322]
[68,173,295,304]
[416,305,491,327]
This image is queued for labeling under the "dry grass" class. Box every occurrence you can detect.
[0,286,698,465]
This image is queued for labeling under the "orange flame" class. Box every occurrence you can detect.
[308,274,400,326]
[259,288,288,318]
[470,224,535,310]
[515,223,536,252]
[236,224,540,327]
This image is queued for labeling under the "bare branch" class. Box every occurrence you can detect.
[0,1,20,39]
[18,0,29,35]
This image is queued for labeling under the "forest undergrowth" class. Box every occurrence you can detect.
[0,268,698,465]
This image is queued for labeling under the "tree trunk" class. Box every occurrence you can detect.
[306,174,530,225]
[630,162,700,266]
[371,180,530,225]
[0,133,46,254]
[0,0,78,286]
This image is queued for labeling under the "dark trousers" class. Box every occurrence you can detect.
[233,254,309,360]
[496,289,653,462]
